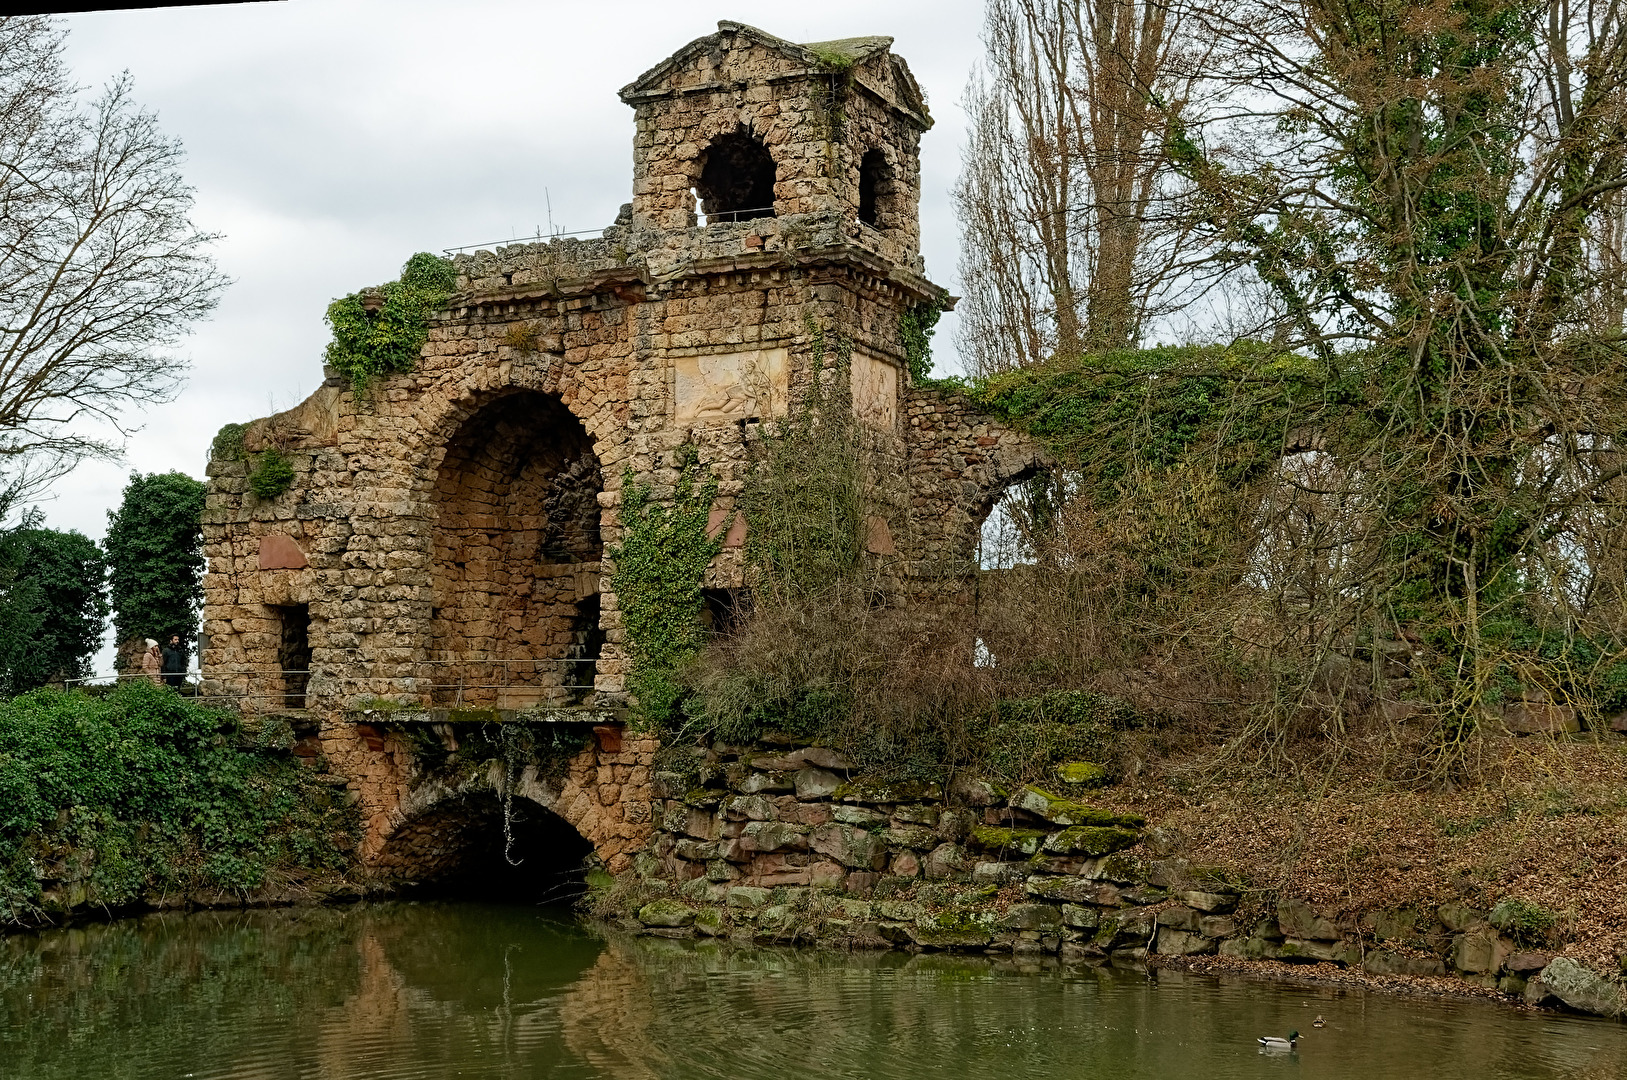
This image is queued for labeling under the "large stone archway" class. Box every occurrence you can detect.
[428,390,605,709]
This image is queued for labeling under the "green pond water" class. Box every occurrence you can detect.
[2,902,1623,1079]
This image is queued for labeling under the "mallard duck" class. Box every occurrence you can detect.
[1258,1031,1300,1051]
[1313,1015,1326,1028]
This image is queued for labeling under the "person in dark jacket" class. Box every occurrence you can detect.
[160,634,188,688]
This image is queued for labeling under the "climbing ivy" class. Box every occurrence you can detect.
[323,252,457,388]
[608,446,721,726]
[247,448,295,500]
[899,292,948,383]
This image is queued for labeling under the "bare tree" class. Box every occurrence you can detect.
[953,0,1198,376]
[0,16,225,495]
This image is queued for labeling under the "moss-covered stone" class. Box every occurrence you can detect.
[969,825,1049,855]
[1055,761,1110,787]
[833,777,944,805]
[1012,786,1144,828]
[1042,826,1141,856]
[638,899,697,928]
[909,910,996,948]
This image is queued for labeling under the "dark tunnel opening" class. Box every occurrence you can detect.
[384,794,596,907]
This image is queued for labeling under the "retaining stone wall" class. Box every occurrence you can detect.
[611,740,1627,1019]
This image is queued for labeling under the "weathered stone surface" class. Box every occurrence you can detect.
[836,778,944,804]
[1156,927,1217,956]
[972,861,1027,885]
[1277,900,1339,940]
[1001,903,1063,931]
[1083,854,1145,884]
[1220,937,1282,960]
[1156,906,1199,931]
[908,912,994,949]
[1451,930,1510,975]
[794,768,843,800]
[782,746,854,771]
[947,775,1007,806]
[742,820,809,853]
[833,805,888,827]
[1528,957,1626,1017]
[923,842,972,880]
[1437,902,1486,932]
[1506,950,1553,974]
[257,533,308,570]
[1011,787,1143,828]
[1499,701,1580,735]
[1060,903,1100,929]
[1178,889,1237,914]
[1362,907,1421,941]
[1198,915,1238,939]
[726,795,778,821]
[1025,875,1117,905]
[638,899,696,927]
[1042,826,1141,857]
[893,804,940,826]
[970,826,1048,856]
[742,771,795,795]
[882,824,939,850]
[810,823,888,869]
[1277,937,1341,962]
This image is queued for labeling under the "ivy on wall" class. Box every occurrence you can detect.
[608,446,721,726]
[323,253,457,388]
[899,291,948,383]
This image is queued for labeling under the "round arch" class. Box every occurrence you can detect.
[426,386,606,709]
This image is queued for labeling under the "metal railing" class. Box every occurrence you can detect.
[67,656,603,712]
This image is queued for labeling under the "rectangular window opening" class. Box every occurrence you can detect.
[275,604,311,710]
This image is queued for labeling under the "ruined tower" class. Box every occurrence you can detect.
[199,23,1041,870]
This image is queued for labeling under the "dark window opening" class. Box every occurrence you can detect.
[696,128,777,223]
[858,148,888,226]
[565,594,605,705]
[275,604,311,709]
[700,587,752,636]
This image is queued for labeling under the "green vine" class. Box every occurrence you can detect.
[900,292,948,383]
[247,448,295,500]
[608,446,722,726]
[323,252,457,388]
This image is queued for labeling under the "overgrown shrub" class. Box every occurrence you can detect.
[247,448,295,499]
[324,252,457,388]
[0,684,357,924]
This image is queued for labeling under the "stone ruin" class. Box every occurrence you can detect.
[199,22,1042,877]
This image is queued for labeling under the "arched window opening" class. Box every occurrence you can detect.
[858,148,889,227]
[695,128,777,223]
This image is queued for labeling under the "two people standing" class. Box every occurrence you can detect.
[139,634,189,688]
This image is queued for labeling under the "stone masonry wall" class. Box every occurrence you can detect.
[608,740,1627,1020]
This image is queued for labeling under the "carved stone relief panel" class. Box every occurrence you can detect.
[851,350,899,430]
[674,347,789,422]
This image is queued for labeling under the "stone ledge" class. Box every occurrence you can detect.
[344,706,627,726]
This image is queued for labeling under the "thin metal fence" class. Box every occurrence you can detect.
[65,656,602,711]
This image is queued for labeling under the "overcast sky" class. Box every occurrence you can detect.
[51,0,987,670]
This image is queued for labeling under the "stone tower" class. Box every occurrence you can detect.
[198,22,1041,869]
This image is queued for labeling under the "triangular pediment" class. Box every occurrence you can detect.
[619,20,926,125]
